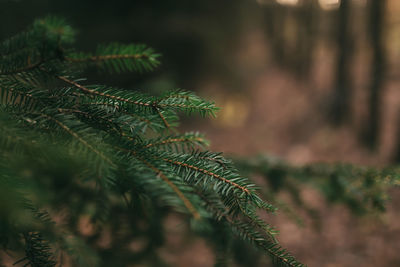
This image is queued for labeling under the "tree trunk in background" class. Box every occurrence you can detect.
[393,111,400,162]
[262,1,315,80]
[263,3,286,69]
[331,0,352,126]
[363,0,386,150]
[293,0,315,79]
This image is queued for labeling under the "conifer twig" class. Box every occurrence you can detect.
[82,102,153,127]
[56,75,151,107]
[162,157,250,194]
[116,147,200,219]
[43,113,115,167]
[139,157,201,220]
[65,54,149,62]
[145,136,205,148]
[153,105,171,129]
[0,59,44,75]
[56,76,173,130]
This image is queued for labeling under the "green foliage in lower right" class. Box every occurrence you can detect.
[235,154,400,224]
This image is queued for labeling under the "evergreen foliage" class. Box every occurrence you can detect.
[235,155,400,224]
[0,17,305,266]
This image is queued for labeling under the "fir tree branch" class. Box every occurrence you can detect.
[157,93,190,102]
[56,75,174,130]
[114,145,200,219]
[162,157,251,195]
[154,105,171,130]
[197,190,302,267]
[196,156,228,170]
[17,232,56,267]
[82,102,154,128]
[64,43,160,73]
[232,222,305,267]
[65,54,149,62]
[56,75,152,107]
[42,113,115,167]
[157,103,216,114]
[135,155,201,220]
[145,136,206,148]
[156,90,218,117]
[0,58,43,76]
[57,108,124,136]
[1,87,37,110]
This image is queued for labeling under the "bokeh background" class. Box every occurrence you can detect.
[1,0,400,266]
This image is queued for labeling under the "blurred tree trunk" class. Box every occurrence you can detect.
[363,0,386,150]
[262,1,315,79]
[331,0,353,125]
[296,0,316,78]
[263,3,286,69]
[393,110,400,162]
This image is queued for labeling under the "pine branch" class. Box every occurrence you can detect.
[65,43,160,73]
[162,157,251,195]
[121,148,201,219]
[144,132,208,150]
[55,75,176,129]
[15,232,56,267]
[56,75,153,107]
[80,102,163,133]
[197,190,303,267]
[154,105,171,129]
[42,113,115,167]
[0,58,44,76]
[232,222,304,267]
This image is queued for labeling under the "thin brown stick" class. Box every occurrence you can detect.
[153,105,170,129]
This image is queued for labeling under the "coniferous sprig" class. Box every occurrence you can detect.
[0,16,75,76]
[0,16,305,266]
[13,232,56,267]
[144,132,209,151]
[65,43,160,73]
[235,154,400,220]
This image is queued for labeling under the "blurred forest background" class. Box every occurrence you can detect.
[1,0,400,266]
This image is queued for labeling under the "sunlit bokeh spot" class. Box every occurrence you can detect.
[211,93,250,128]
[318,0,341,10]
[276,0,299,6]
